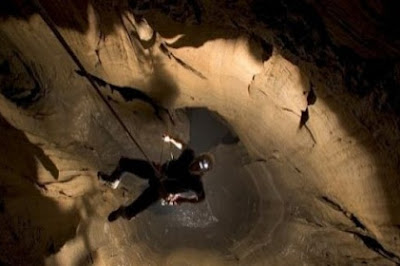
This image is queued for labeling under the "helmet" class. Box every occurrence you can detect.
[189,153,214,175]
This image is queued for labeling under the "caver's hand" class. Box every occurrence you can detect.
[162,134,183,150]
[166,193,181,205]
[161,194,175,206]
[162,134,171,143]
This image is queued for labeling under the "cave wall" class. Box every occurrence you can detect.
[0,0,400,265]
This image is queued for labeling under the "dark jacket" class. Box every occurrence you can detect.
[160,148,205,202]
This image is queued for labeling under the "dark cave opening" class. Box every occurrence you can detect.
[119,108,261,255]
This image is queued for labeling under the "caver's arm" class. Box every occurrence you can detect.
[162,134,186,150]
[164,182,205,205]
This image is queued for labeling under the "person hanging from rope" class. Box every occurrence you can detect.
[98,134,215,222]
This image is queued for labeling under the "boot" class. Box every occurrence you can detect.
[98,171,121,189]
[108,207,125,222]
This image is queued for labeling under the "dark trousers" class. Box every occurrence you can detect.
[110,157,162,219]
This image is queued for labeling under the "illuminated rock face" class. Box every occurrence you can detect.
[0,1,400,265]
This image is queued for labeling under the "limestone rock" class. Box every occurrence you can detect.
[0,0,399,265]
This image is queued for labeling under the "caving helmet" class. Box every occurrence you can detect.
[189,153,214,175]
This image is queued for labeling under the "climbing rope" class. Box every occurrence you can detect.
[30,0,159,173]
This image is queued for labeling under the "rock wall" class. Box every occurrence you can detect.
[0,0,399,265]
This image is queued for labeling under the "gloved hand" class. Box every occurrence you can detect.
[162,134,183,150]
[162,134,171,143]
[161,193,180,206]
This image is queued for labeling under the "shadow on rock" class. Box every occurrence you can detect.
[0,114,79,265]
